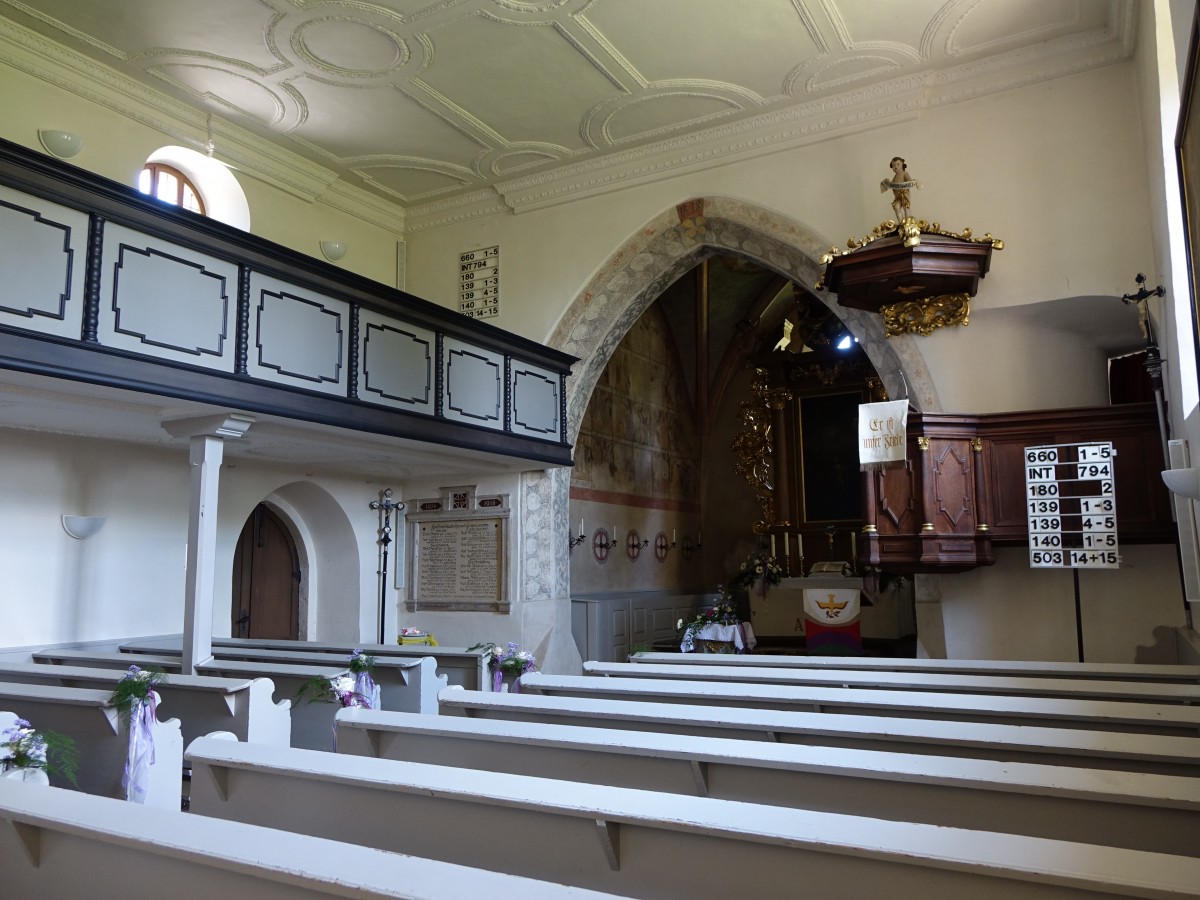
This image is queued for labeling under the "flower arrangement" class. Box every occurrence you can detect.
[0,717,79,785]
[677,587,740,635]
[728,545,784,593]
[108,665,168,723]
[468,641,538,692]
[295,649,379,709]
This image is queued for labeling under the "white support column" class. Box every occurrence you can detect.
[163,414,254,675]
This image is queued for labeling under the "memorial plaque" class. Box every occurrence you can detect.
[415,519,502,603]
[406,486,511,612]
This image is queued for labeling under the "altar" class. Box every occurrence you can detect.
[680,622,756,654]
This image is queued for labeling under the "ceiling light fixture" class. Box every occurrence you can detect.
[320,240,347,261]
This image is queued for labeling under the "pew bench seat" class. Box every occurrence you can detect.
[0,779,630,900]
[185,735,1200,900]
[585,661,1200,704]
[335,707,1200,857]
[437,688,1200,777]
[518,672,1200,736]
[628,652,1200,684]
[0,685,182,808]
[0,662,290,746]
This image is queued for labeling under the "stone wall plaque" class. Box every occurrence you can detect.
[406,485,510,612]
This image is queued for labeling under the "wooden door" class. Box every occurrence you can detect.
[232,504,300,639]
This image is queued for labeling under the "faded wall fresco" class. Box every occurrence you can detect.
[572,304,700,503]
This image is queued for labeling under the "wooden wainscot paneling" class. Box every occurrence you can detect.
[979,403,1174,545]
[860,403,1172,573]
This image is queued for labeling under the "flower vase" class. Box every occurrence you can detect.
[1,766,50,785]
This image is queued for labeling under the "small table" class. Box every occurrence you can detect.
[681,623,754,654]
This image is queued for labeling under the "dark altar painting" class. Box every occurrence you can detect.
[1177,9,1200,371]
[799,391,861,523]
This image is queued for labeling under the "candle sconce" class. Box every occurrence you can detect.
[626,529,649,561]
[592,528,614,563]
[569,528,586,549]
[654,531,671,562]
[681,535,695,561]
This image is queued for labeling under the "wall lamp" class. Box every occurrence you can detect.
[39,130,83,159]
[1163,467,1200,501]
[320,240,347,261]
[62,515,106,540]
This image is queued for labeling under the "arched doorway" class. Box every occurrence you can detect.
[231,503,300,639]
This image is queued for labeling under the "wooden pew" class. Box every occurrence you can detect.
[33,649,184,672]
[0,686,181,808]
[335,708,1200,857]
[0,662,290,746]
[32,650,442,749]
[185,735,1200,900]
[437,689,1200,777]
[629,651,1200,684]
[121,635,488,690]
[0,780,630,900]
[517,672,1200,736]
[584,661,1200,704]
[191,659,359,751]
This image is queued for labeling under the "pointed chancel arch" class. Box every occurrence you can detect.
[548,196,941,443]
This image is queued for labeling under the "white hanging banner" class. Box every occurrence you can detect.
[803,588,861,624]
[859,400,908,471]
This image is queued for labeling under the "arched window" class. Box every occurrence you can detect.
[138,163,205,215]
[137,146,251,231]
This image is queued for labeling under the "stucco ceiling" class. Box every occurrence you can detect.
[0,0,1135,223]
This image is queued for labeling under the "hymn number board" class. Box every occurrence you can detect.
[458,246,500,319]
[1025,442,1118,569]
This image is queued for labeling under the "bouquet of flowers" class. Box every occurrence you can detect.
[468,641,538,692]
[295,649,379,709]
[677,587,740,635]
[108,665,167,803]
[1,717,79,785]
[728,545,784,596]
[108,665,168,722]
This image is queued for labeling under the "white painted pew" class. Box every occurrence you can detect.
[121,635,488,690]
[0,662,290,746]
[185,736,1200,899]
[335,708,1200,857]
[438,689,1200,777]
[518,672,1200,736]
[0,685,181,808]
[33,648,184,672]
[0,780,631,900]
[585,661,1200,704]
[191,659,356,751]
[629,651,1200,684]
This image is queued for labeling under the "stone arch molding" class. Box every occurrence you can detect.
[522,197,940,608]
[548,196,940,443]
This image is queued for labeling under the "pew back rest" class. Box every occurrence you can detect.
[0,684,181,807]
[584,661,1200,703]
[519,673,1200,735]
[0,779,630,899]
[627,652,1200,684]
[32,649,183,672]
[185,736,1200,900]
[436,688,1200,777]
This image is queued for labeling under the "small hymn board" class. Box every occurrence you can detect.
[1025,441,1118,569]
[458,246,499,319]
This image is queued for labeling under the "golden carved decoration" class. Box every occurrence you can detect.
[880,293,970,337]
[976,524,990,532]
[732,369,791,530]
[917,437,930,451]
[970,438,983,452]
[920,523,935,532]
[861,525,878,534]
[864,376,889,401]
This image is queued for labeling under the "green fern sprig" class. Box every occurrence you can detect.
[107,666,168,724]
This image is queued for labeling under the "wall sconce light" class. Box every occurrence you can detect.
[62,515,106,540]
[38,130,83,160]
[569,518,586,549]
[320,240,347,261]
[1162,467,1200,500]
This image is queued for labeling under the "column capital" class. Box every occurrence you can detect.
[161,413,255,441]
